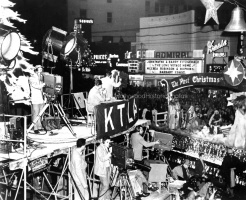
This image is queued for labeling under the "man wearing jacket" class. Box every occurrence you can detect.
[94,136,112,200]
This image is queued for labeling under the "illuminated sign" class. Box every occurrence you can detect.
[207,40,228,54]
[93,54,119,64]
[155,51,191,58]
[212,52,227,58]
[129,75,144,81]
[145,59,203,75]
[207,64,226,73]
[75,18,94,24]
[128,60,140,73]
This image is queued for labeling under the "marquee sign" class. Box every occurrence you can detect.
[155,51,191,58]
[95,97,139,139]
[168,73,246,93]
[145,59,203,75]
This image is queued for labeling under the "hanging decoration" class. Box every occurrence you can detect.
[224,59,245,86]
[200,0,224,24]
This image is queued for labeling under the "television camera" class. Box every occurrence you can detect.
[41,72,63,100]
[111,143,151,172]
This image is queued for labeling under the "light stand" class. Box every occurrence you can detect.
[27,96,76,137]
[111,169,135,200]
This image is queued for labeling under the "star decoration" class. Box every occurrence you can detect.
[224,59,244,86]
[200,0,224,24]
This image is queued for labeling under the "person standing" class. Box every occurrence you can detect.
[172,159,191,181]
[101,70,122,100]
[219,148,241,198]
[87,79,105,113]
[70,138,89,200]
[29,65,45,134]
[94,136,112,200]
[131,125,159,161]
[195,152,206,177]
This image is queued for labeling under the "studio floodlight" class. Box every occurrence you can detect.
[42,26,67,63]
[0,25,21,66]
[60,32,88,63]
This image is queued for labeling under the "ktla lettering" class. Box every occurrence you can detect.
[104,99,138,132]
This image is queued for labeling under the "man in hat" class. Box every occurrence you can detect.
[29,65,45,134]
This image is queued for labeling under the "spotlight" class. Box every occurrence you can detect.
[0,25,21,66]
[42,26,67,62]
[60,32,88,63]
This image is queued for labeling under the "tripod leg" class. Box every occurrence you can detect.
[53,103,76,137]
[27,104,49,133]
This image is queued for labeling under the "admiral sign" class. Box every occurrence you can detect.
[145,59,203,74]
[95,97,138,139]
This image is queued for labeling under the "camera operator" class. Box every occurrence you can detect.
[130,125,159,196]
[131,125,159,162]
[29,65,45,134]
[94,136,112,200]
[70,138,89,200]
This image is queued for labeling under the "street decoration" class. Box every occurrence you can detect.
[200,0,224,24]
[224,59,245,86]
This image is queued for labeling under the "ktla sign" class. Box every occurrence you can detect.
[207,40,228,58]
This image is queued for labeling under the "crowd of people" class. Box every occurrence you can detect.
[122,86,236,132]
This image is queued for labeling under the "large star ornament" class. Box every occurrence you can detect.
[200,0,224,24]
[224,59,244,86]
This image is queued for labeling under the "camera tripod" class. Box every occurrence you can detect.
[27,98,76,137]
[111,170,135,200]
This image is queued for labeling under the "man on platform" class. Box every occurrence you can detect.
[172,159,191,181]
[131,125,159,197]
[87,79,105,113]
[29,65,45,134]
[101,70,122,100]
[94,136,112,200]
[131,125,159,161]
[70,138,89,200]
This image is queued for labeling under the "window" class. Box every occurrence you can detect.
[107,0,112,3]
[80,9,87,18]
[160,4,165,13]
[169,5,174,14]
[155,2,159,13]
[107,12,112,23]
[145,1,150,12]
[174,5,179,13]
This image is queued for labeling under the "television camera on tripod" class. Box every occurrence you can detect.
[110,143,151,199]
[27,72,76,136]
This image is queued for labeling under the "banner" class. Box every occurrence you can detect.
[95,97,139,139]
[168,73,246,93]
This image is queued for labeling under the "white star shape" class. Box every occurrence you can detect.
[200,0,224,24]
[224,61,243,84]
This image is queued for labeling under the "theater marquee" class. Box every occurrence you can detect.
[145,59,203,74]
